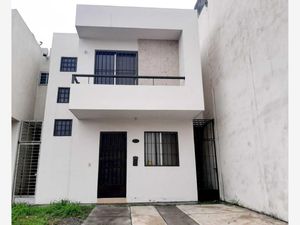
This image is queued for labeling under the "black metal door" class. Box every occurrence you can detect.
[98,132,127,198]
[193,119,220,201]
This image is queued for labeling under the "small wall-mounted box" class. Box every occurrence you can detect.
[133,156,138,166]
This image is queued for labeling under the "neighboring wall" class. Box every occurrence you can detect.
[197,0,288,221]
[12,9,42,121]
[12,10,49,180]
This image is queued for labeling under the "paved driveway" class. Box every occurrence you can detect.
[83,204,287,225]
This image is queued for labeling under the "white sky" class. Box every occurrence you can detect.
[11,0,196,48]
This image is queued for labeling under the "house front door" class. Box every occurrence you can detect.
[97,132,127,198]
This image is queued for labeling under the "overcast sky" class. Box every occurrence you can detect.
[11,0,196,48]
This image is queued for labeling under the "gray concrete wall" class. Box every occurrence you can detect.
[197,0,288,221]
[138,39,179,85]
[11,119,21,182]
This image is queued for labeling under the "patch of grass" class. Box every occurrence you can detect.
[12,200,94,225]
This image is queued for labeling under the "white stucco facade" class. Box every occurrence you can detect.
[196,0,288,221]
[35,5,203,204]
[36,119,197,203]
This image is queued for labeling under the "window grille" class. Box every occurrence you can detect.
[60,57,77,72]
[39,72,49,85]
[14,121,42,197]
[144,132,179,166]
[53,119,72,136]
[57,87,70,103]
[14,144,40,196]
[19,121,42,142]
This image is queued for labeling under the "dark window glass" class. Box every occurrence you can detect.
[53,119,72,136]
[57,87,70,103]
[144,132,179,166]
[60,57,77,72]
[39,73,49,85]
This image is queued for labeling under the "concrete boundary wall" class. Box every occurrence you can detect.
[197,0,288,221]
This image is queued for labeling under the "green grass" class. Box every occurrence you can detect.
[12,200,94,225]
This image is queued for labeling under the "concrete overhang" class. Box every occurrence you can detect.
[68,84,204,120]
[75,5,196,40]
[69,109,202,120]
[76,26,182,40]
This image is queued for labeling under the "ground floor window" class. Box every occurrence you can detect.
[144,132,179,166]
[14,121,42,197]
[14,144,40,196]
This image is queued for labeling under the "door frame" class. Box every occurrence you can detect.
[97,131,127,199]
[193,119,220,202]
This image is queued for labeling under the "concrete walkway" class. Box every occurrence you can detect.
[82,204,287,225]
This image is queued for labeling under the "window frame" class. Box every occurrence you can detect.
[60,57,77,72]
[56,87,70,103]
[94,50,138,85]
[144,131,180,167]
[39,72,49,85]
[53,119,73,136]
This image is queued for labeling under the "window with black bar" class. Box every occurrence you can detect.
[60,57,77,72]
[39,72,49,85]
[53,119,72,136]
[57,87,70,103]
[144,132,179,166]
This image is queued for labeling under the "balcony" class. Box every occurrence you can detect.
[69,74,203,120]
[69,5,204,119]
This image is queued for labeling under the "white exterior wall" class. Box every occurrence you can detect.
[34,55,50,120]
[36,30,199,203]
[197,0,288,221]
[12,9,42,121]
[36,119,197,203]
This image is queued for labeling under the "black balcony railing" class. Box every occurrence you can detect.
[71,74,185,86]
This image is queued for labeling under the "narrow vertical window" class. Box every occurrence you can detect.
[57,87,70,103]
[39,72,49,85]
[60,57,77,72]
[144,132,179,166]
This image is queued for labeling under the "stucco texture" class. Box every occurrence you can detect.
[197,0,288,221]
[138,39,180,85]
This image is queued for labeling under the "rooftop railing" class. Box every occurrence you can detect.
[72,74,185,86]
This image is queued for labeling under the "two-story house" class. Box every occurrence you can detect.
[36,5,205,204]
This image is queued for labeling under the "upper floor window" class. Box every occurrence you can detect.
[39,72,49,85]
[57,87,70,103]
[94,51,137,85]
[53,119,72,136]
[144,132,179,166]
[60,57,77,72]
